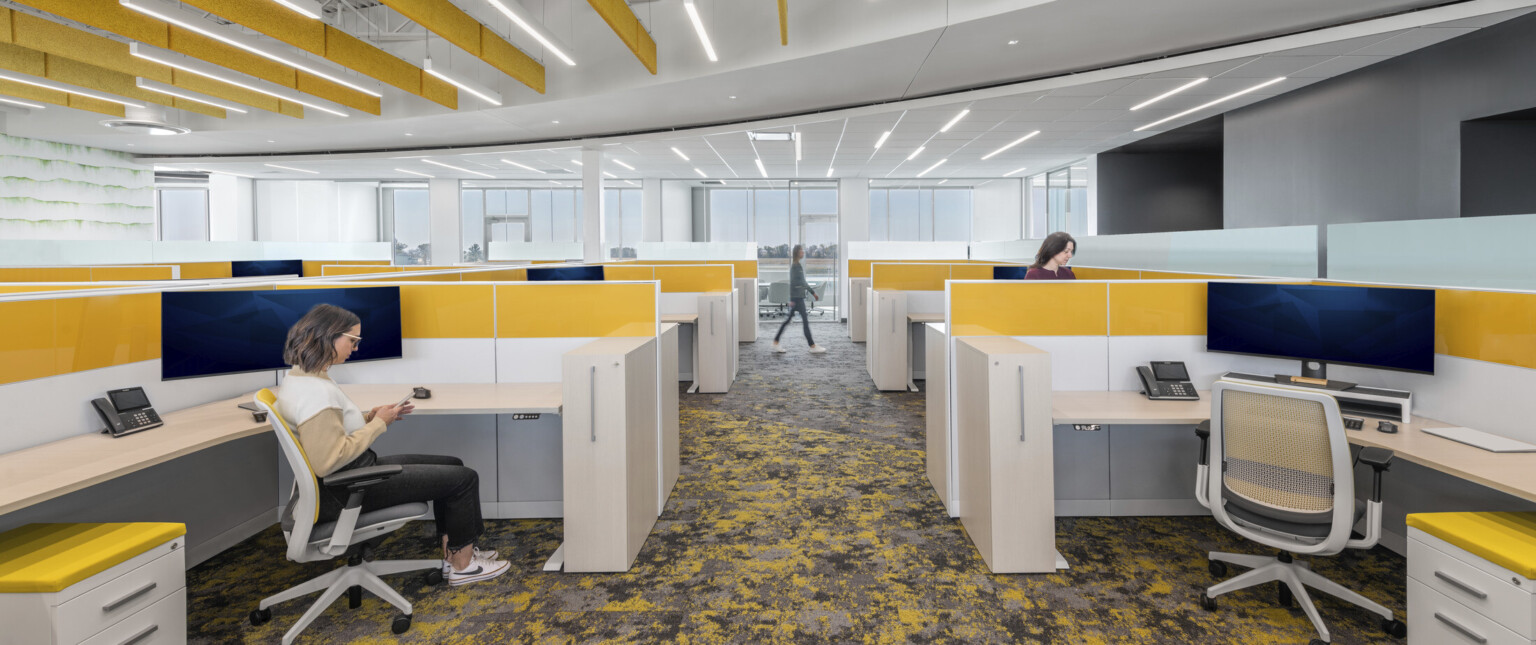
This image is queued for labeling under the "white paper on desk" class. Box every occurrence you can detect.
[1422,426,1536,453]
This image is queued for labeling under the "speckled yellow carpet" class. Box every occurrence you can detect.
[187,323,1407,643]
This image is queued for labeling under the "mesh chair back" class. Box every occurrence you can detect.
[1220,388,1336,517]
[769,281,790,304]
[255,388,320,561]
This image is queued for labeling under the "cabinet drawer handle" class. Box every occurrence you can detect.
[1435,570,1489,599]
[1434,612,1487,644]
[102,581,157,612]
[712,302,718,336]
[1017,365,1027,442]
[589,366,597,443]
[117,623,159,645]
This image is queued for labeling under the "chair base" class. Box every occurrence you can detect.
[1207,551,1393,643]
[259,558,440,645]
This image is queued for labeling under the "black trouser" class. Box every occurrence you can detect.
[774,297,815,345]
[319,451,483,551]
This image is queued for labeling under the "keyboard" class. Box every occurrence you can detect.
[1422,426,1536,453]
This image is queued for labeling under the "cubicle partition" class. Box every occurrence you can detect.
[615,260,759,342]
[0,265,179,281]
[847,259,972,342]
[605,263,738,392]
[969,226,1319,279]
[865,262,1005,391]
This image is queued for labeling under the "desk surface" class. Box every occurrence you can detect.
[0,382,563,516]
[1055,390,1536,505]
[661,313,698,324]
[907,313,945,324]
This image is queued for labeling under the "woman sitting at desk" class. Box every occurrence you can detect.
[278,304,508,586]
[1025,231,1077,280]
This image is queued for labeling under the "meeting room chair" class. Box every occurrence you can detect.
[250,389,443,645]
[1194,380,1406,645]
[766,280,791,317]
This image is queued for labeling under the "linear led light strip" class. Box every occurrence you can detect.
[120,0,381,98]
[682,0,718,62]
[424,58,502,106]
[754,158,767,178]
[265,163,318,174]
[694,168,706,177]
[0,70,144,107]
[982,130,1039,160]
[1136,77,1285,132]
[1130,77,1207,111]
[423,159,494,177]
[0,95,46,109]
[672,147,689,161]
[1004,166,1028,177]
[614,160,635,170]
[135,78,248,113]
[502,159,542,173]
[130,44,349,117]
[483,0,576,66]
[272,0,321,19]
[939,109,969,133]
[917,159,945,177]
[396,168,434,178]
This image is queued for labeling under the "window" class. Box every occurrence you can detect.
[381,185,431,265]
[868,187,972,242]
[1042,163,1091,236]
[604,186,642,258]
[155,189,208,241]
[461,183,584,261]
[699,181,840,318]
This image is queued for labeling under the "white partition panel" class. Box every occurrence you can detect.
[1067,226,1317,278]
[488,242,584,261]
[847,241,969,260]
[1007,336,1109,391]
[495,338,601,382]
[329,339,497,384]
[1329,213,1536,290]
[969,239,1037,263]
[0,241,390,266]
[633,242,755,260]
[1105,336,1300,392]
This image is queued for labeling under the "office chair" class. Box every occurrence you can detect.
[1194,380,1406,645]
[767,281,791,317]
[249,389,443,645]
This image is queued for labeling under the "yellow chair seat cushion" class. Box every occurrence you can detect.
[1407,512,1536,580]
[0,523,186,593]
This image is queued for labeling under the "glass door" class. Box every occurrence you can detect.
[795,182,839,321]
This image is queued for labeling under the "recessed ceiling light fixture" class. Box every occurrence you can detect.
[1130,77,1208,111]
[917,159,946,177]
[614,160,635,170]
[265,163,319,174]
[906,146,925,161]
[424,58,502,106]
[1004,166,1029,176]
[120,0,380,97]
[694,168,706,177]
[130,44,350,116]
[0,71,144,107]
[755,158,767,178]
[981,130,1041,160]
[682,0,719,62]
[0,96,46,109]
[748,131,793,141]
[271,0,322,19]
[939,109,969,133]
[484,0,577,65]
[134,78,249,113]
[1136,77,1285,132]
[874,131,891,149]
[672,147,690,161]
[396,168,434,178]
[423,159,494,177]
[501,159,543,173]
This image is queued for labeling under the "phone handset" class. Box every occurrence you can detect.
[1136,366,1161,398]
[93,397,127,434]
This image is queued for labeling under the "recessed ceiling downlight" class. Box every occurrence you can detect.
[100,119,191,136]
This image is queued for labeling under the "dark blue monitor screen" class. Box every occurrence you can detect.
[994,266,1029,280]
[1206,282,1435,374]
[231,259,304,278]
[161,286,403,380]
[527,266,604,281]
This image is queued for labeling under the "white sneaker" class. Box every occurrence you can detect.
[772,343,787,353]
[808,345,828,354]
[441,547,499,572]
[445,554,510,586]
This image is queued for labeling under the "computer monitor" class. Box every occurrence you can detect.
[1206,282,1435,377]
[231,259,304,278]
[993,266,1030,280]
[527,266,604,281]
[161,286,403,380]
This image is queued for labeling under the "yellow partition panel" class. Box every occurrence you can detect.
[1109,282,1207,336]
[470,268,528,281]
[367,272,462,282]
[850,259,969,278]
[640,260,758,279]
[872,264,950,291]
[950,282,1108,336]
[400,285,493,338]
[0,299,59,384]
[90,267,174,281]
[0,267,92,281]
[654,265,732,293]
[53,293,160,375]
[603,266,654,281]
[950,265,994,281]
[1075,267,1142,280]
[1436,289,1536,370]
[496,283,655,338]
[0,285,113,294]
[302,260,389,277]
[175,262,233,279]
[322,265,402,276]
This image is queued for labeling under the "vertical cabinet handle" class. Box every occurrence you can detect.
[712,301,718,336]
[1434,612,1487,643]
[1018,365,1027,442]
[102,581,157,612]
[589,366,597,442]
[1435,571,1489,599]
[117,624,159,645]
[889,301,895,334]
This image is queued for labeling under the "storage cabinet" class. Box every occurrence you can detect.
[697,293,732,393]
[924,323,953,516]
[562,337,660,572]
[849,277,870,342]
[1407,514,1536,645]
[867,290,908,391]
[658,323,681,512]
[736,278,757,343]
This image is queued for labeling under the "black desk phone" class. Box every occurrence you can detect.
[1136,361,1199,400]
[92,387,163,437]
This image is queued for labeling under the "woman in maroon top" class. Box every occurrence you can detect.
[1025,231,1077,280]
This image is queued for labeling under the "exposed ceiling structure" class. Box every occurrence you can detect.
[1,0,1532,180]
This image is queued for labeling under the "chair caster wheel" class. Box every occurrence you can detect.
[1278,583,1294,607]
[348,585,362,608]
[1382,617,1407,638]
[1208,560,1227,577]
[249,608,272,626]
[1309,639,1328,645]
[1199,592,1218,611]
[424,569,444,586]
[392,613,412,634]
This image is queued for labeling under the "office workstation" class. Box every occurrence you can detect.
[10,0,1536,642]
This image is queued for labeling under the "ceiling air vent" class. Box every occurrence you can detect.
[100,120,190,136]
[700,180,725,185]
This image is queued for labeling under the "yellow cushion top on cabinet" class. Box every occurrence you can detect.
[1407,512,1536,579]
[0,523,186,593]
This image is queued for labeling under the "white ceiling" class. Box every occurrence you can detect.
[6,0,1532,179]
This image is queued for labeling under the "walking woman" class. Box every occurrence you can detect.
[1025,231,1077,280]
[773,244,828,354]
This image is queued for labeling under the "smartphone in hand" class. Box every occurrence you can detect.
[394,393,415,408]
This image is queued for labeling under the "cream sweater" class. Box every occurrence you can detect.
[277,368,387,477]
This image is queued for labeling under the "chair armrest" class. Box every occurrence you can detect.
[1354,447,1394,502]
[1194,420,1211,466]
[322,465,404,490]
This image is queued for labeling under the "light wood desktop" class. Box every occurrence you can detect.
[661,314,702,393]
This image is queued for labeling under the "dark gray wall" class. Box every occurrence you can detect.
[1224,12,1536,228]
[1462,120,1536,217]
[1097,151,1223,234]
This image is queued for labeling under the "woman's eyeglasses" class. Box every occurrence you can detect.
[340,332,362,347]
